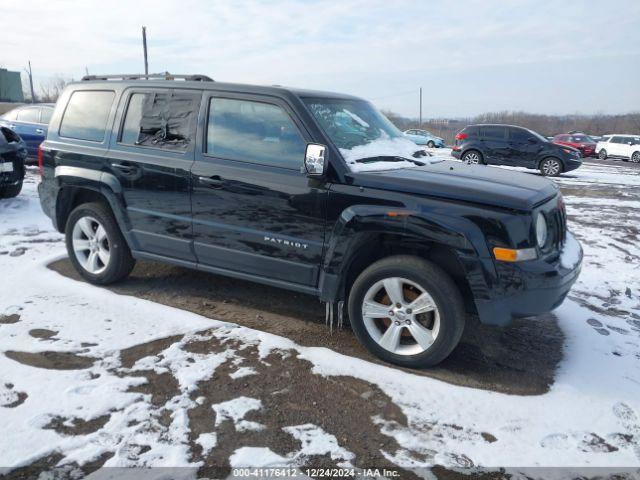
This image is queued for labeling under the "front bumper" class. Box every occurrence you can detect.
[563,157,582,172]
[471,232,583,326]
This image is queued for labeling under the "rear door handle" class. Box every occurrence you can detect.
[35,129,44,135]
[111,162,139,175]
[199,175,224,188]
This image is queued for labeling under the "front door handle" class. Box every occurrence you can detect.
[199,175,224,188]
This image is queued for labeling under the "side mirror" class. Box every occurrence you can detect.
[303,143,327,177]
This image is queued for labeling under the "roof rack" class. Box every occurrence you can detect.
[81,72,214,82]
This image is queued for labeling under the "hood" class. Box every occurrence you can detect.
[348,160,558,211]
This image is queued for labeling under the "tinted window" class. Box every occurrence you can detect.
[120,91,200,151]
[40,107,53,124]
[207,97,306,169]
[480,126,506,140]
[60,91,115,142]
[462,126,479,138]
[17,108,40,123]
[510,128,533,142]
[611,136,625,144]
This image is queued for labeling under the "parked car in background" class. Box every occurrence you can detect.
[596,134,640,163]
[452,124,582,176]
[0,104,54,163]
[403,129,445,148]
[552,133,597,157]
[0,126,27,198]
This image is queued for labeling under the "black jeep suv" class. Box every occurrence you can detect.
[38,74,582,368]
[452,124,583,176]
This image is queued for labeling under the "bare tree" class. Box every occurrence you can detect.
[38,76,71,103]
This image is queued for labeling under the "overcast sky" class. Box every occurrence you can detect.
[3,0,639,118]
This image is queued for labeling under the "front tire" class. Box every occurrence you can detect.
[598,149,607,160]
[348,256,465,368]
[65,202,135,285]
[0,180,23,199]
[462,150,483,165]
[540,157,562,176]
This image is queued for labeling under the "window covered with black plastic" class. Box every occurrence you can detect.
[121,91,199,151]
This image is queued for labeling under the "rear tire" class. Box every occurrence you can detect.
[462,150,483,165]
[631,152,640,163]
[540,157,562,176]
[427,140,435,148]
[0,180,23,199]
[598,149,607,160]
[65,202,135,285]
[347,255,465,368]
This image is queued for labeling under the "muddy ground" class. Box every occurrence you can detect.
[49,259,563,396]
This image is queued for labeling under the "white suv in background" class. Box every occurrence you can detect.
[596,134,640,163]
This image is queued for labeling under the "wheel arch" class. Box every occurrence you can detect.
[54,181,135,249]
[319,205,482,317]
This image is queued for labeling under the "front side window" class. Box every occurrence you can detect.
[510,129,533,142]
[207,97,306,169]
[16,108,40,123]
[60,90,115,142]
[120,90,200,151]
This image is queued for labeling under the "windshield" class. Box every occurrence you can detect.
[303,97,431,171]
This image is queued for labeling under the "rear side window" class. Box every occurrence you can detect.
[60,90,115,142]
[207,97,306,169]
[462,126,479,138]
[480,126,506,140]
[611,136,625,144]
[120,90,200,151]
[602,136,611,142]
[17,108,40,123]
[40,107,53,124]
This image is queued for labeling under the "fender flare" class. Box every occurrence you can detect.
[54,166,135,248]
[318,204,491,303]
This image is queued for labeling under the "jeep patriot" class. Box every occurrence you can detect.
[38,74,583,367]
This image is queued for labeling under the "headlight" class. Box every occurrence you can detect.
[535,213,548,247]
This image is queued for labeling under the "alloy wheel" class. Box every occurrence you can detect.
[632,152,640,163]
[599,150,607,160]
[463,152,480,164]
[542,159,561,176]
[72,216,111,274]
[361,277,440,356]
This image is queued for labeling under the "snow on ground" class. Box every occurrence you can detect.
[0,165,639,476]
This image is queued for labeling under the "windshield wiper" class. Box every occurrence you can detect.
[354,155,426,166]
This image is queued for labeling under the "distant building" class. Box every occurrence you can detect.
[0,69,25,102]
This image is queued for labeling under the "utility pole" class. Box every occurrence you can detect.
[142,26,149,78]
[24,61,36,103]
[419,87,423,128]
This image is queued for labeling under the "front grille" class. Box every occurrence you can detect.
[553,204,567,249]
